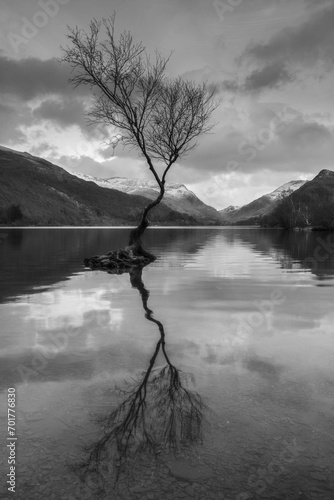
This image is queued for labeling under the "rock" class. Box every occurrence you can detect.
[130,485,157,493]
[185,485,195,496]
[167,461,215,483]
[309,472,327,482]
[84,247,155,272]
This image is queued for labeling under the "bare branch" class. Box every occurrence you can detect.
[59,13,219,246]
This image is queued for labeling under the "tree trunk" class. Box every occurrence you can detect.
[83,182,165,270]
[127,184,165,260]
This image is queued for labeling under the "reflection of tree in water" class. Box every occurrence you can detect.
[78,267,207,489]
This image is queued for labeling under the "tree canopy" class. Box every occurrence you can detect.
[60,14,218,260]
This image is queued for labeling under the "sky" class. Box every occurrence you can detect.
[1,0,334,209]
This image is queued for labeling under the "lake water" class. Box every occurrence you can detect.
[0,227,334,500]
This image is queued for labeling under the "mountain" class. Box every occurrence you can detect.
[0,146,201,226]
[219,205,240,216]
[262,169,334,229]
[71,173,221,225]
[265,180,307,201]
[219,180,306,225]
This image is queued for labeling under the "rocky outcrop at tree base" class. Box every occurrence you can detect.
[84,219,157,271]
[83,247,156,272]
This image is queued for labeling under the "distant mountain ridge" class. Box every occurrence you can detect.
[219,180,306,225]
[266,180,307,200]
[263,169,334,229]
[0,146,202,226]
[71,173,221,224]
[2,145,332,228]
[312,169,334,181]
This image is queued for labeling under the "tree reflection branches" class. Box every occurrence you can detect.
[79,267,207,487]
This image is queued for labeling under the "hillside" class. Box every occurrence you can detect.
[0,146,199,226]
[219,180,306,225]
[72,173,221,225]
[262,169,334,229]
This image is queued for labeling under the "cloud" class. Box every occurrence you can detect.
[28,141,59,158]
[0,55,88,101]
[244,5,334,70]
[209,79,240,95]
[0,99,34,144]
[279,120,332,150]
[184,2,334,97]
[243,62,295,91]
[179,100,334,185]
[0,55,108,147]
[189,167,311,209]
[303,0,333,10]
[33,97,88,128]
[215,62,296,94]
[56,155,150,181]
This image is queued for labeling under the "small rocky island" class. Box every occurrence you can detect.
[83,247,155,272]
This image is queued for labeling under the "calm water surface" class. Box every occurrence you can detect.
[0,228,334,500]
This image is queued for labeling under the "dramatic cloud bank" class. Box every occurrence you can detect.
[1,0,334,207]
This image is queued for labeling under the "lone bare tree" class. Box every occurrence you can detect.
[60,14,218,265]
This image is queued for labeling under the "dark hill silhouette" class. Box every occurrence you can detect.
[219,180,305,225]
[262,169,334,229]
[0,147,199,226]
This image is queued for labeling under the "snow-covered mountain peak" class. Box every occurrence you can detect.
[220,205,240,213]
[69,171,220,223]
[104,177,192,194]
[267,180,306,200]
[70,172,195,198]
